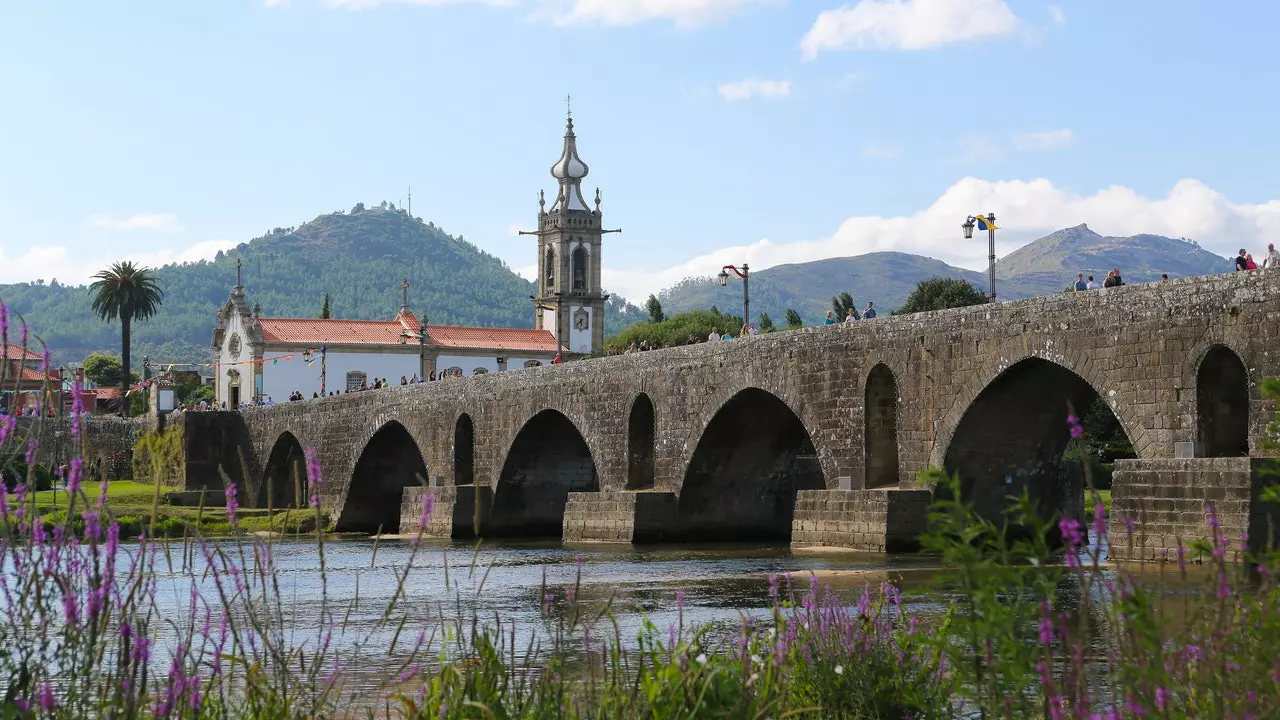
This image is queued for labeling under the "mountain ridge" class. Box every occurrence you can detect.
[0,203,646,364]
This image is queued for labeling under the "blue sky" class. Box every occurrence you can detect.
[3,0,1279,302]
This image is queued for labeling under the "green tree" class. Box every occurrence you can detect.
[320,293,331,319]
[89,262,164,416]
[893,277,988,316]
[82,353,125,387]
[831,292,857,320]
[645,294,665,323]
[758,312,775,333]
[785,309,804,328]
[605,308,742,351]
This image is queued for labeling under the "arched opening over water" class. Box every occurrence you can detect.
[864,364,900,488]
[454,414,475,485]
[679,388,824,542]
[1197,345,1249,457]
[942,358,1132,538]
[337,421,428,534]
[261,431,306,509]
[626,394,656,490]
[489,410,599,538]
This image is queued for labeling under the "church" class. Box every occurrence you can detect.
[211,112,613,407]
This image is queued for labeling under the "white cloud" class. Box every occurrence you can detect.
[717,78,792,101]
[862,142,898,159]
[801,0,1021,58]
[513,264,538,282]
[602,177,1280,302]
[0,239,236,286]
[87,213,182,232]
[1012,128,1074,151]
[1048,5,1065,26]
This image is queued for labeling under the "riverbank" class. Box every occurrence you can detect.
[12,480,318,538]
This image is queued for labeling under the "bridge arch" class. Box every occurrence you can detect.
[1196,343,1250,457]
[936,355,1136,531]
[336,420,428,534]
[454,413,475,485]
[864,363,900,488]
[489,409,599,537]
[261,431,307,509]
[678,387,825,542]
[626,393,656,490]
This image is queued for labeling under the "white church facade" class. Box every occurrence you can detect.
[210,111,613,407]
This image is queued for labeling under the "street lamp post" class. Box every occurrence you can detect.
[717,263,750,328]
[962,214,998,300]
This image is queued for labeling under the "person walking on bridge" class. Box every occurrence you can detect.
[1264,243,1279,268]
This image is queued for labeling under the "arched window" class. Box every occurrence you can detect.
[572,246,588,293]
[345,371,367,391]
[524,360,542,368]
[544,248,556,292]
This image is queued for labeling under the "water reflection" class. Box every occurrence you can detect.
[143,538,938,692]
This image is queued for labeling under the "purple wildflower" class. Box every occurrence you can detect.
[38,684,55,711]
[306,447,323,508]
[224,481,239,525]
[1067,412,1084,439]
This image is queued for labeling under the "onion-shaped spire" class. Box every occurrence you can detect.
[550,117,589,180]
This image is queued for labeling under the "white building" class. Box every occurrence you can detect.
[209,111,614,408]
[211,271,561,407]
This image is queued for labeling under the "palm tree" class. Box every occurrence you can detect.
[89,262,164,416]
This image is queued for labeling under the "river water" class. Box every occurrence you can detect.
[142,537,950,694]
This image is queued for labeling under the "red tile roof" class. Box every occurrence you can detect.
[2,344,43,361]
[425,325,559,352]
[257,314,559,353]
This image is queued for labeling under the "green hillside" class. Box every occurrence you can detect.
[658,228,1232,325]
[994,223,1232,287]
[659,252,1000,325]
[0,203,646,364]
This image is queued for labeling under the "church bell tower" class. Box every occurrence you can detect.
[520,105,619,355]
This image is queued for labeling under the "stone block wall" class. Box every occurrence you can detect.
[562,490,679,543]
[792,488,932,552]
[400,485,494,539]
[10,416,139,481]
[1108,457,1252,561]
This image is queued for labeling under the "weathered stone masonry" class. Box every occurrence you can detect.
[174,271,1277,554]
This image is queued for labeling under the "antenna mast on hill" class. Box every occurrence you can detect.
[408,186,412,218]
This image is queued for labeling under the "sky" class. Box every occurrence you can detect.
[2,0,1280,304]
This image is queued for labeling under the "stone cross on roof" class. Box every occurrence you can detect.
[235,258,243,289]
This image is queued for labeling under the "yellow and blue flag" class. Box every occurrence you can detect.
[975,215,998,231]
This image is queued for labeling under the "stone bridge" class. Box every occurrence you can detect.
[182,272,1279,559]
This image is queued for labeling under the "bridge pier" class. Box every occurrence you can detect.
[400,485,493,539]
[1107,457,1263,562]
[562,490,679,543]
[790,489,932,553]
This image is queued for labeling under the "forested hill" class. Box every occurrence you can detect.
[0,203,646,364]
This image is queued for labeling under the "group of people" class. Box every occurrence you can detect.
[824,301,877,325]
[1072,268,1127,290]
[1236,244,1279,271]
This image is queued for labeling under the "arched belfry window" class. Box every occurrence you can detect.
[572,246,588,293]
[544,248,556,292]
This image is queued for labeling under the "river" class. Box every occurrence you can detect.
[140,537,951,694]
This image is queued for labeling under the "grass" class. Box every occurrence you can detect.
[10,480,318,538]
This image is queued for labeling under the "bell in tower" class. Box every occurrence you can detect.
[518,101,620,356]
